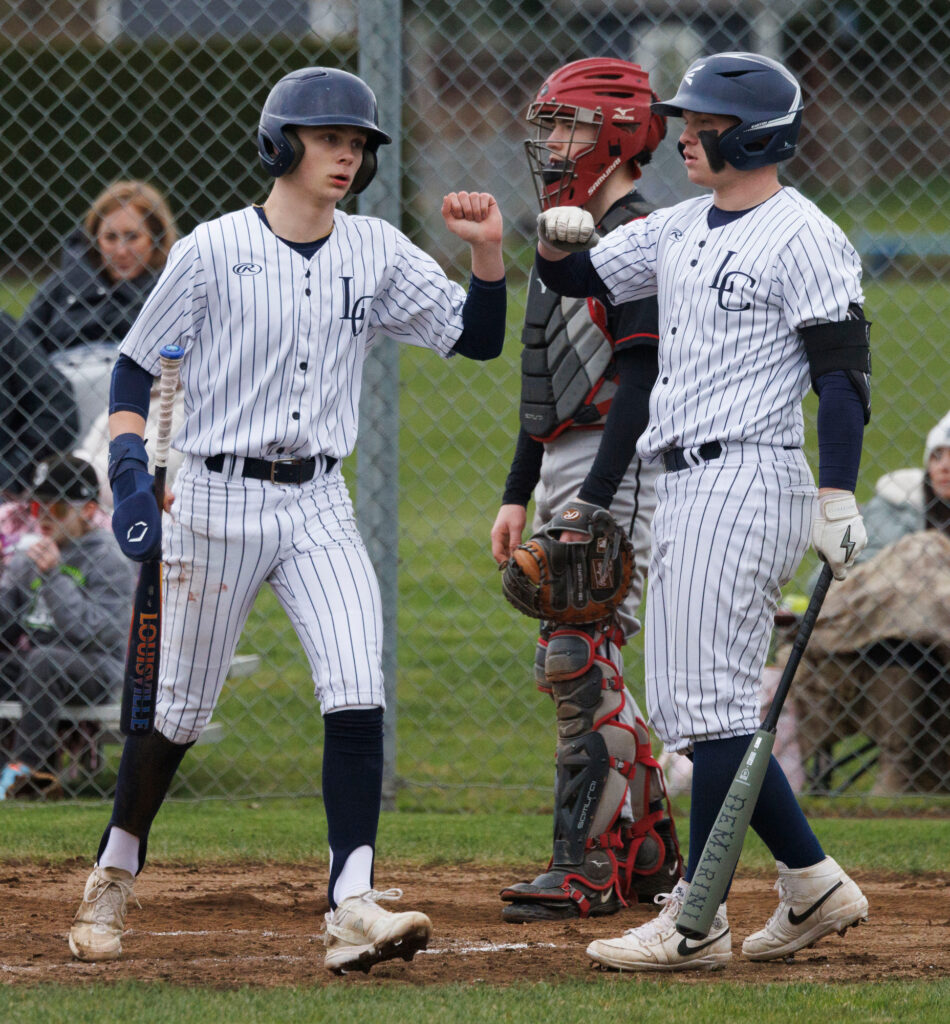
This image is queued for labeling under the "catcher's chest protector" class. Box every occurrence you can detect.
[519,195,654,442]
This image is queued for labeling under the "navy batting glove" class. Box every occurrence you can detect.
[108,433,161,560]
[108,433,149,489]
[112,473,161,562]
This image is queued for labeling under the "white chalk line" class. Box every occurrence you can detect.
[2,936,559,973]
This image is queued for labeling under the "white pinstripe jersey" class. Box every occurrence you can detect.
[119,206,466,459]
[589,187,865,461]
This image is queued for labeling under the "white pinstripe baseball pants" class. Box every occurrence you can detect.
[646,445,814,752]
[155,455,384,743]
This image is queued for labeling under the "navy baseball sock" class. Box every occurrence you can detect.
[685,735,824,898]
[322,707,384,908]
[98,731,194,874]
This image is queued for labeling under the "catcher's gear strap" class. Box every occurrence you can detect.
[519,194,653,441]
[534,630,551,694]
[501,502,634,624]
[801,306,871,423]
[547,623,637,865]
[557,856,628,917]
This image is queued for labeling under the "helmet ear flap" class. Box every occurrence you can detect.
[257,125,305,178]
[283,127,305,176]
[349,148,377,194]
[257,127,285,176]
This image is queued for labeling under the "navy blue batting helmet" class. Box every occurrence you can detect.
[257,67,392,192]
[652,52,803,170]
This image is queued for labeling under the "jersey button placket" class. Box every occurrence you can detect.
[291,266,312,430]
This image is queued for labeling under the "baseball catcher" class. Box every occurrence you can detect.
[491,57,682,924]
[500,502,680,919]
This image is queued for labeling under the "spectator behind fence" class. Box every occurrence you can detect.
[0,310,80,508]
[16,181,178,440]
[790,410,950,794]
[859,410,950,559]
[0,455,134,800]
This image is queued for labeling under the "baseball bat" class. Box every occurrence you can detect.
[120,344,185,736]
[674,562,835,939]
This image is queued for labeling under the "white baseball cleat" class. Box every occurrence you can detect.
[323,888,432,974]
[586,879,732,972]
[68,864,139,961]
[742,856,868,960]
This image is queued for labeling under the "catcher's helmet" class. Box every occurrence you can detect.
[257,67,392,192]
[652,52,803,170]
[524,58,667,210]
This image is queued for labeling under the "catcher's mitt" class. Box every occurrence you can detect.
[501,501,633,623]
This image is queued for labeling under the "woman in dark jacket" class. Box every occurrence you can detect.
[0,311,79,500]
[18,181,178,438]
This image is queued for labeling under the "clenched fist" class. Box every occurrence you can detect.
[537,207,600,252]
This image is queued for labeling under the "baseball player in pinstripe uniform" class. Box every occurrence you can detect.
[535,53,870,971]
[491,58,683,923]
[68,67,506,973]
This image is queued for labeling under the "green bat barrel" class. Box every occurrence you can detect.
[675,729,776,938]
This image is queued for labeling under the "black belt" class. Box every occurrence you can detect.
[663,441,722,472]
[204,453,337,484]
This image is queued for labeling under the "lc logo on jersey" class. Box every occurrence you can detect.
[232,263,262,275]
[710,250,757,312]
[340,276,373,336]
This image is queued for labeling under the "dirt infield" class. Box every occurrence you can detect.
[1,861,948,987]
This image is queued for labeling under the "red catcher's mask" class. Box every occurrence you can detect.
[524,57,667,210]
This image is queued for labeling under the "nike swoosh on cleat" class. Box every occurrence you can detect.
[787,881,844,926]
[677,929,729,956]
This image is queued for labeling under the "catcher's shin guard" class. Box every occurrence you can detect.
[501,623,681,920]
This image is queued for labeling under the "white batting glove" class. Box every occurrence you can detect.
[811,491,867,580]
[537,208,600,252]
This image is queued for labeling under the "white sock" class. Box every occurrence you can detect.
[332,845,375,906]
[99,826,140,876]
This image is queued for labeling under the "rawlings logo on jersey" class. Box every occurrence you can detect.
[232,263,262,275]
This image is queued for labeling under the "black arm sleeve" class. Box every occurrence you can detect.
[815,370,864,492]
[501,427,544,506]
[451,274,506,360]
[109,354,154,418]
[577,346,657,508]
[535,251,606,299]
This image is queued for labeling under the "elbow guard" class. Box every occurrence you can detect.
[800,305,872,424]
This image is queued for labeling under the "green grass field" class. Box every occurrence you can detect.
[6,979,947,1024]
[1,804,948,1021]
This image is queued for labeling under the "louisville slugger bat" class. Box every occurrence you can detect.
[674,562,835,939]
[120,344,185,736]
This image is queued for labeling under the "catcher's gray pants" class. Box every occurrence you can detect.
[534,429,662,820]
[534,429,659,640]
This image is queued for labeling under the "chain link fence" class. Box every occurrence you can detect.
[0,0,947,811]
